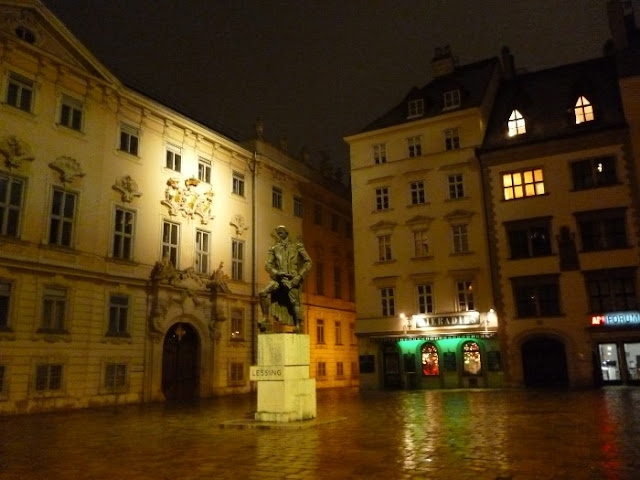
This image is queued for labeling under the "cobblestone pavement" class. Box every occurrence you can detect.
[2,387,640,480]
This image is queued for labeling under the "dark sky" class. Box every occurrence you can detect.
[42,0,612,174]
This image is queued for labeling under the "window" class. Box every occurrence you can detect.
[15,26,36,43]
[348,272,355,302]
[444,128,460,150]
[421,343,440,375]
[335,321,343,345]
[512,275,561,317]
[162,221,179,268]
[508,109,526,136]
[452,224,469,253]
[49,189,76,247]
[6,73,33,112]
[0,173,24,237]
[231,238,244,281]
[230,308,244,340]
[0,282,10,329]
[35,364,62,392]
[407,136,422,157]
[375,187,390,211]
[314,205,323,225]
[195,229,210,274]
[113,207,134,260]
[316,262,324,295]
[502,169,545,200]
[229,362,244,383]
[571,156,616,190]
[272,186,283,209]
[462,342,481,375]
[456,280,474,311]
[105,363,127,389]
[575,96,594,124]
[317,361,327,378]
[293,197,303,217]
[373,143,387,164]
[317,319,325,344]
[576,208,627,251]
[417,284,434,313]
[443,89,461,109]
[408,98,424,117]
[198,158,211,183]
[377,234,392,261]
[41,287,67,332]
[380,287,395,316]
[448,174,464,199]
[59,95,83,130]
[336,361,344,377]
[165,147,181,172]
[585,268,636,313]
[410,181,426,205]
[108,295,129,335]
[334,267,342,299]
[413,230,429,258]
[505,218,552,259]
[119,124,139,155]
[232,171,245,196]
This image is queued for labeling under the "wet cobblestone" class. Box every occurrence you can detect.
[2,387,640,479]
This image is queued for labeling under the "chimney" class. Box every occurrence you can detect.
[431,45,455,78]
[501,46,516,80]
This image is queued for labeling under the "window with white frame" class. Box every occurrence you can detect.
[373,143,387,164]
[198,157,211,183]
[375,187,390,211]
[293,196,303,217]
[59,94,83,131]
[161,220,179,268]
[49,188,76,247]
[272,186,283,209]
[407,136,422,157]
[0,173,24,237]
[410,180,426,205]
[104,363,127,390]
[456,280,474,311]
[6,72,34,112]
[231,238,244,281]
[443,89,461,109]
[165,146,182,172]
[448,174,464,199]
[35,364,63,392]
[452,224,469,253]
[0,282,10,329]
[413,229,429,257]
[230,307,244,340]
[380,287,395,316]
[444,127,460,150]
[107,294,129,336]
[41,287,67,332]
[113,207,135,260]
[575,96,594,124]
[317,319,325,344]
[408,98,424,117]
[508,109,526,136]
[417,284,434,313]
[119,124,139,155]
[232,171,245,196]
[377,234,392,261]
[195,229,210,274]
[502,169,545,200]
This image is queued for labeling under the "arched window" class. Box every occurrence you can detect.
[575,96,594,124]
[421,343,440,376]
[508,109,526,137]
[462,341,482,375]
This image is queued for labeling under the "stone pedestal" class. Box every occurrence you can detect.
[250,334,316,422]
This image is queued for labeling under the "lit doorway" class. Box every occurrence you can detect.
[522,337,568,387]
[162,322,200,400]
[597,343,621,383]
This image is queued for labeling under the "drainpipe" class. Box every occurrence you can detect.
[249,150,257,366]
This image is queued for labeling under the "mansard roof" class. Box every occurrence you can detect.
[360,57,500,133]
[480,56,626,153]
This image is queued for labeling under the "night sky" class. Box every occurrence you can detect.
[42,1,612,176]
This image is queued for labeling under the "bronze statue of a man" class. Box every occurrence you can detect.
[259,226,312,332]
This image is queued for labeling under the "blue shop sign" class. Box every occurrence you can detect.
[591,311,640,326]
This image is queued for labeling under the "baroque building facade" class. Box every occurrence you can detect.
[0,0,356,414]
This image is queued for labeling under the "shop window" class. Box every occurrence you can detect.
[585,268,636,313]
[571,156,616,190]
[462,341,481,375]
[624,343,640,381]
[511,275,561,317]
[598,344,621,382]
[421,343,440,375]
[505,217,552,259]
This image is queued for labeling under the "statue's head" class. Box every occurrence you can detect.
[275,225,288,239]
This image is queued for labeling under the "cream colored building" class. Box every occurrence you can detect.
[0,0,356,415]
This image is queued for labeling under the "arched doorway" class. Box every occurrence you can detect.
[162,322,200,400]
[521,336,568,387]
[382,343,402,389]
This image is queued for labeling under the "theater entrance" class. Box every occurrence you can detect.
[162,322,200,400]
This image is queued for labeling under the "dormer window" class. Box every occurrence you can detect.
[408,99,424,118]
[15,26,36,44]
[443,89,461,110]
[508,109,526,136]
[575,96,594,124]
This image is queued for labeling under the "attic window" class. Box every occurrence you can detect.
[575,96,594,124]
[408,99,424,118]
[508,109,526,136]
[15,26,36,44]
[443,89,461,110]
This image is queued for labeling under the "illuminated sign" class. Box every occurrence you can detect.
[413,311,480,329]
[591,311,640,326]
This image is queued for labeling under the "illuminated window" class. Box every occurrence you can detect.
[35,364,62,392]
[380,287,395,316]
[335,321,343,345]
[456,280,474,311]
[571,156,616,190]
[293,197,303,217]
[408,98,424,117]
[407,136,422,157]
[443,89,461,109]
[0,173,24,237]
[165,147,181,171]
[502,169,545,200]
[421,343,440,375]
[576,208,627,251]
[375,187,390,210]
[585,268,636,313]
[452,224,469,253]
[511,275,560,317]
[195,229,210,274]
[6,72,33,112]
[413,230,429,258]
[0,282,11,329]
[230,307,244,340]
[373,143,387,164]
[508,109,526,136]
[49,189,76,247]
[119,124,139,155]
[462,342,481,375]
[448,174,464,199]
[505,217,552,259]
[316,319,325,344]
[231,238,244,281]
[575,96,594,124]
[104,364,127,390]
[107,295,129,335]
[410,180,426,205]
[272,186,283,209]
[198,158,211,183]
[377,234,392,261]
[444,128,460,150]
[59,95,83,131]
[232,171,245,196]
[162,220,180,268]
[417,284,434,313]
[113,207,135,260]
